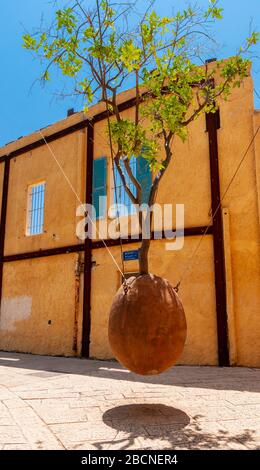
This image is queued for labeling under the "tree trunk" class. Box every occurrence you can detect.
[139,238,150,274]
[137,140,173,275]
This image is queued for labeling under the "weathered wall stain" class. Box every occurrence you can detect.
[0,295,32,331]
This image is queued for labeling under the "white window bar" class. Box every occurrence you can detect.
[27,182,45,235]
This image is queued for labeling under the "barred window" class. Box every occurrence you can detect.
[112,157,137,216]
[26,182,45,236]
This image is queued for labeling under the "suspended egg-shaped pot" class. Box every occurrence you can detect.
[108,273,187,375]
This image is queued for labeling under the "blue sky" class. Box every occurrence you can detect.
[0,0,259,148]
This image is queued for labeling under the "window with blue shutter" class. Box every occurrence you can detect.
[136,156,152,205]
[113,155,152,216]
[93,157,107,219]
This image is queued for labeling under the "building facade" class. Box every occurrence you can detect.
[0,71,259,367]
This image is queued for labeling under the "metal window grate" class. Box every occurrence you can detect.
[27,182,45,235]
[113,157,137,216]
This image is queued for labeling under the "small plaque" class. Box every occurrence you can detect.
[123,250,139,261]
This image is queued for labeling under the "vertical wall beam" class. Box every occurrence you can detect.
[206,111,230,366]
[222,207,237,365]
[0,158,10,311]
[81,122,94,357]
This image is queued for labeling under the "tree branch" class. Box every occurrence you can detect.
[113,156,138,205]
[123,157,142,204]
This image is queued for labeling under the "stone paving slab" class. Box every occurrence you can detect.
[0,352,259,450]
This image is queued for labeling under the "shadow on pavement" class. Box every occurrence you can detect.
[90,403,256,450]
[103,403,190,431]
[0,351,259,393]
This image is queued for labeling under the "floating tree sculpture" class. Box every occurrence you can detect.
[23,0,258,374]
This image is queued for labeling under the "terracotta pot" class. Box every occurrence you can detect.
[108,273,187,375]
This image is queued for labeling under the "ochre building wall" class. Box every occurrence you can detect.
[0,254,79,356]
[0,71,259,366]
[90,238,217,365]
[217,78,260,367]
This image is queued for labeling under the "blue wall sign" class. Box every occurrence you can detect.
[123,250,139,261]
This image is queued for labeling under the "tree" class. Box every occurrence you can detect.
[23,0,259,274]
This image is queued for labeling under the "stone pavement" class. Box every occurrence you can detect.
[0,352,259,450]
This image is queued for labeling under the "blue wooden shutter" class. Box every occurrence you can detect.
[93,157,107,218]
[136,156,152,205]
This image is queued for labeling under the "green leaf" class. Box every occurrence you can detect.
[42,70,50,81]
[247,32,259,45]
[22,34,37,50]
